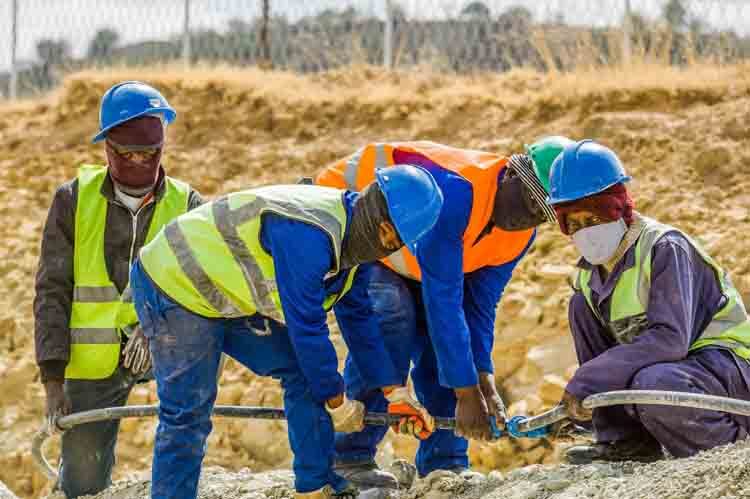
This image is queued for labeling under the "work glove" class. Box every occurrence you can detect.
[478,371,507,433]
[561,390,593,422]
[122,326,152,376]
[44,380,71,434]
[384,386,435,440]
[454,385,493,441]
[325,394,366,433]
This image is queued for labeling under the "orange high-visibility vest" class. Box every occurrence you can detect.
[316,141,534,280]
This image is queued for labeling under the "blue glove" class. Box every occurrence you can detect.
[507,415,550,439]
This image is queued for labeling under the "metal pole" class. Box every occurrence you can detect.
[383,0,393,68]
[182,0,191,66]
[622,0,632,64]
[10,0,18,99]
[260,0,271,68]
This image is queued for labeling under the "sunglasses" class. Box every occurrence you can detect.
[106,139,162,159]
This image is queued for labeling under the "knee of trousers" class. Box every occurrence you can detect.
[628,363,695,420]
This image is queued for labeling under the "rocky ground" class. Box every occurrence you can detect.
[66,440,750,499]
[2,63,750,497]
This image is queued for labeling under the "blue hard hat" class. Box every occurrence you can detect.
[92,81,176,143]
[375,164,443,252]
[547,139,631,205]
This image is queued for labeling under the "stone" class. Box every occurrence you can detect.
[538,375,568,405]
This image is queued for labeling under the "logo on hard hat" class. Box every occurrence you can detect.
[149,98,162,107]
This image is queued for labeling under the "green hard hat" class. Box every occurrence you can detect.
[525,136,576,193]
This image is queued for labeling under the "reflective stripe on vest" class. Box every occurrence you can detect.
[316,141,534,280]
[139,184,357,321]
[65,165,190,380]
[577,217,750,360]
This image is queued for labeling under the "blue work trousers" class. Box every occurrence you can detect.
[335,264,468,476]
[129,261,346,498]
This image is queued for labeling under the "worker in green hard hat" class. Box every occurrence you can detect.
[315,137,572,488]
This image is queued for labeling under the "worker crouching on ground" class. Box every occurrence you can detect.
[34,81,203,498]
[129,165,443,499]
[316,139,566,488]
[549,140,750,464]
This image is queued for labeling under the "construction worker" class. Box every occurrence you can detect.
[548,140,750,463]
[33,81,203,498]
[316,139,565,487]
[128,164,443,499]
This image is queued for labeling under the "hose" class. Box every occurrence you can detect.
[33,390,750,480]
[32,404,559,480]
[583,390,750,416]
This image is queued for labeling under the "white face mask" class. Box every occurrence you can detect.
[571,218,627,265]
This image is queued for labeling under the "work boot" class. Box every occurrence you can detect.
[334,460,399,490]
[565,438,664,465]
[446,467,484,482]
[295,483,359,498]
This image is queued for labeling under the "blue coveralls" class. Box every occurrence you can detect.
[335,152,532,476]
[130,191,401,499]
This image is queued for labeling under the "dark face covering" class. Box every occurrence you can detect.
[105,116,164,192]
[492,169,548,231]
[340,183,402,270]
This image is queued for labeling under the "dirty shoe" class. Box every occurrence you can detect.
[565,439,664,465]
[295,485,335,498]
[295,483,358,498]
[334,460,399,490]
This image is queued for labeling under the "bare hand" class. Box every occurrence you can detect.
[561,390,593,422]
[478,372,507,433]
[44,380,71,434]
[122,326,152,376]
[454,385,492,441]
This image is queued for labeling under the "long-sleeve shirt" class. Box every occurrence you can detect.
[34,169,203,382]
[261,191,401,403]
[566,231,750,399]
[393,150,532,388]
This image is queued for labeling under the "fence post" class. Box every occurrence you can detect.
[182,0,191,66]
[383,0,393,68]
[10,0,18,99]
[622,0,632,64]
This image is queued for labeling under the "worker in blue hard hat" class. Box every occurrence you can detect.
[34,81,203,498]
[548,140,750,464]
[129,165,443,499]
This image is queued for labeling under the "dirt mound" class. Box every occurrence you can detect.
[77,441,750,499]
[3,63,750,497]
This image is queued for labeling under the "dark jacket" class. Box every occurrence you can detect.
[34,167,203,383]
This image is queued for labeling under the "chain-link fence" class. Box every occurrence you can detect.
[1,0,749,98]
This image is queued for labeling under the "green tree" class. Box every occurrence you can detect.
[36,39,71,65]
[87,28,120,61]
[498,6,532,33]
[663,0,687,31]
[461,1,490,19]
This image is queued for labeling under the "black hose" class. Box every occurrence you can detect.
[32,403,560,480]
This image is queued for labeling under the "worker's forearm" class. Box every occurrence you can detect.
[39,359,67,384]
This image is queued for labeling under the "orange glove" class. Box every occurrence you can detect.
[384,386,435,440]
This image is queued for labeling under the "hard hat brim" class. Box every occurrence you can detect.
[92,107,176,144]
[547,175,631,205]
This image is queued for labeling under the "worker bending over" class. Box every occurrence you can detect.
[549,140,750,463]
[317,139,566,487]
[129,165,442,499]
[34,82,202,498]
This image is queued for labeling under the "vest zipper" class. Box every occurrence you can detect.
[114,197,154,270]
